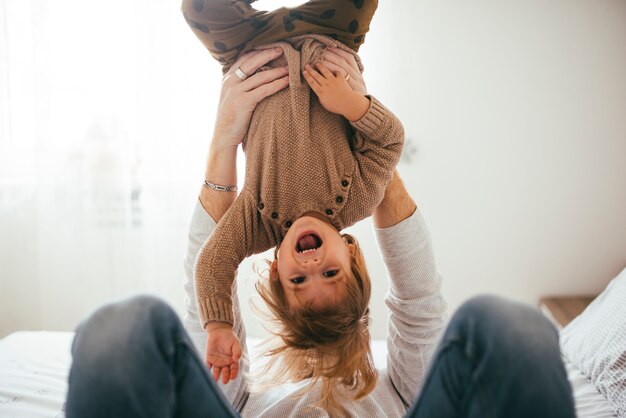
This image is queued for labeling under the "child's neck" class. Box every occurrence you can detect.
[299,211,337,229]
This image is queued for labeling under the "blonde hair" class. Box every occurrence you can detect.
[253,233,377,417]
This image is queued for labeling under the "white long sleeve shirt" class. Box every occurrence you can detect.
[182,200,447,417]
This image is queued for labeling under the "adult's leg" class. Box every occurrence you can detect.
[405,295,575,418]
[66,295,239,418]
[181,0,378,73]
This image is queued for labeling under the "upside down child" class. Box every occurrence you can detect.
[182,0,404,413]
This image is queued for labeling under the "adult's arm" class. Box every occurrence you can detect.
[374,170,448,408]
[197,47,288,327]
[198,140,238,223]
[373,170,417,228]
[199,47,289,222]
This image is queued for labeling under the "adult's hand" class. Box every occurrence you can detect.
[201,47,289,223]
[373,170,417,228]
[212,47,290,149]
[320,46,367,95]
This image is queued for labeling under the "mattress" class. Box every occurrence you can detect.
[0,331,615,418]
[0,332,70,418]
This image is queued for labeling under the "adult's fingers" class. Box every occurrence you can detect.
[245,75,290,105]
[303,65,323,90]
[326,47,360,73]
[320,60,348,78]
[315,62,336,81]
[227,47,284,81]
[322,59,365,93]
[323,48,367,94]
[240,65,289,92]
[323,51,350,75]
[324,48,360,81]
[230,49,263,72]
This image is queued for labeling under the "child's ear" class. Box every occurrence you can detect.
[270,259,279,278]
[341,235,357,255]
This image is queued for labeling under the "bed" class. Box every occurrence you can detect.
[0,330,619,418]
[3,267,625,418]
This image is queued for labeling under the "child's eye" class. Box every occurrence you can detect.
[323,270,338,277]
[290,277,306,284]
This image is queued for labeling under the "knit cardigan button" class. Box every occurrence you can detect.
[285,220,293,228]
[341,180,349,187]
[325,209,333,216]
[271,212,279,219]
[258,203,265,210]
[335,196,344,204]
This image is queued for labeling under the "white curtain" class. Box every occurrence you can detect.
[0,0,230,335]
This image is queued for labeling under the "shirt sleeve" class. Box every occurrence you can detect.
[182,198,250,411]
[375,208,448,407]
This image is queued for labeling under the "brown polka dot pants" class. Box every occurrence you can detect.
[181,0,378,73]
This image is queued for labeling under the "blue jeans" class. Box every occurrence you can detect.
[405,295,575,418]
[66,295,575,418]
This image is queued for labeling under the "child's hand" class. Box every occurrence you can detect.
[303,62,370,122]
[204,322,242,384]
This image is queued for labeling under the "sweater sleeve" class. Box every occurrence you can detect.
[342,96,405,225]
[374,208,448,407]
[194,190,273,327]
[182,199,251,411]
[351,95,405,164]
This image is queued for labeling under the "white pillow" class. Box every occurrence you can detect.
[560,266,626,417]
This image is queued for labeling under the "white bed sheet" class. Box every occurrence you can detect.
[0,331,616,418]
[0,331,70,418]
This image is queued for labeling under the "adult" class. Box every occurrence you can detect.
[66,48,576,418]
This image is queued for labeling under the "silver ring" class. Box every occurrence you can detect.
[345,73,351,82]
[235,67,249,81]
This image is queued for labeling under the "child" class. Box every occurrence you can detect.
[182,0,403,414]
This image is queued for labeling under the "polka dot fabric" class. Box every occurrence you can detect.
[181,0,378,74]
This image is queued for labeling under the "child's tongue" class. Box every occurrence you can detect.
[298,234,318,251]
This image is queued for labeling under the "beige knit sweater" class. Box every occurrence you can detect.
[195,34,405,326]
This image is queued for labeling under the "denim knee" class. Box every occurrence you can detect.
[71,295,178,364]
[450,295,559,356]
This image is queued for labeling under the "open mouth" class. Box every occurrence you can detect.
[295,232,323,254]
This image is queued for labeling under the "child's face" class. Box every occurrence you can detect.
[276,215,353,310]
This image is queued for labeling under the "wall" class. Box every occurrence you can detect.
[238,0,626,339]
[2,0,626,340]
[368,0,626,336]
